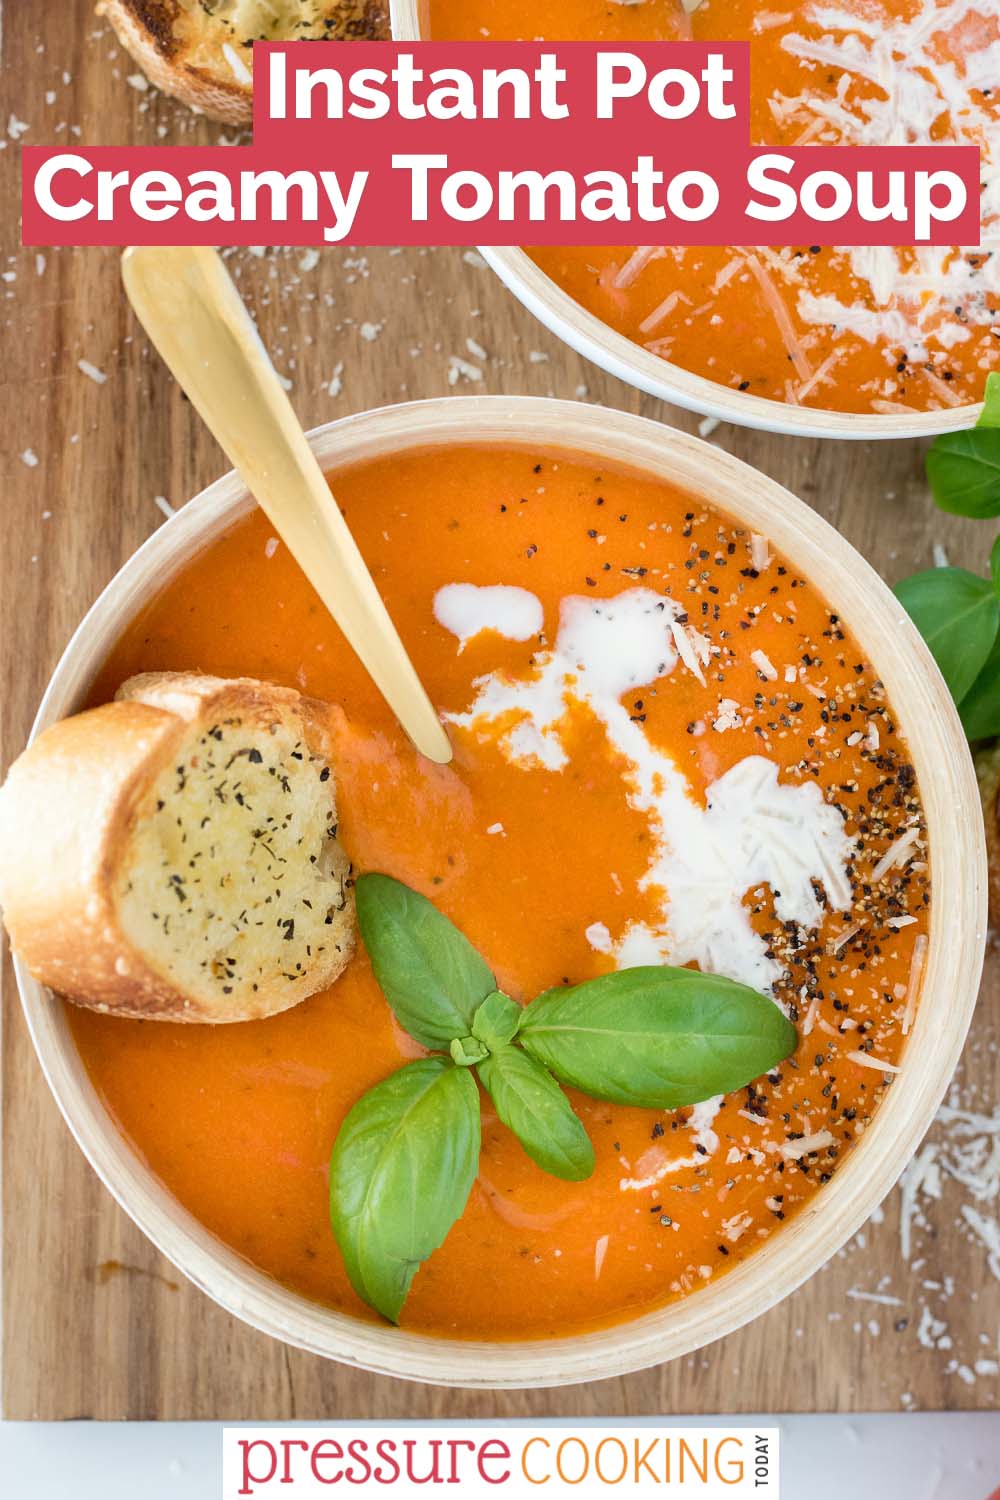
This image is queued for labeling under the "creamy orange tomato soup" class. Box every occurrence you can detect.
[433,0,690,40]
[432,0,1000,415]
[71,448,929,1338]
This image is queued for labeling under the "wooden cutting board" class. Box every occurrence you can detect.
[2,0,998,1420]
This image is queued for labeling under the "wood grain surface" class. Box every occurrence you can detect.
[2,1,998,1420]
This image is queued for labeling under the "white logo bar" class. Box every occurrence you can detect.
[222,1424,779,1497]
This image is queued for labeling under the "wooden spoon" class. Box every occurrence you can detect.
[121,245,452,765]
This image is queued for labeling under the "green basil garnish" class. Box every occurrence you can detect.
[471,989,522,1050]
[450,1035,489,1067]
[330,875,799,1323]
[893,567,1000,705]
[922,374,1000,517]
[329,1056,480,1324]
[981,372,1000,430]
[960,630,1000,741]
[355,873,495,1049]
[478,1045,595,1182]
[896,386,1000,740]
[926,430,1000,518]
[519,967,796,1110]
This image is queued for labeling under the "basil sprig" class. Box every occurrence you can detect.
[894,558,1000,707]
[329,1058,480,1324]
[519,968,796,1110]
[896,380,1000,739]
[927,373,1000,517]
[356,873,494,1048]
[330,875,797,1323]
[478,1045,596,1181]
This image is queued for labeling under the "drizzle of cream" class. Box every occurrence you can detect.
[433,583,543,651]
[585,921,613,954]
[441,587,853,999]
[443,586,682,769]
[618,1094,725,1191]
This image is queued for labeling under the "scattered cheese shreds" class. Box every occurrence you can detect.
[448,355,484,386]
[781,1129,834,1160]
[846,1287,903,1307]
[902,932,928,1037]
[638,289,689,336]
[846,1050,902,1075]
[751,648,778,681]
[743,253,813,384]
[871,824,921,884]
[961,1205,1000,1282]
[77,358,107,384]
[750,533,771,572]
[671,621,706,685]
[612,245,661,290]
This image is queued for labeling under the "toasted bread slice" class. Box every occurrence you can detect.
[977,740,1000,929]
[96,0,388,124]
[0,673,355,1022]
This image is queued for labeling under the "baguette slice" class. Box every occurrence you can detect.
[96,0,388,125]
[0,673,355,1022]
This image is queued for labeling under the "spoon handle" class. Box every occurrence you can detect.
[121,245,452,765]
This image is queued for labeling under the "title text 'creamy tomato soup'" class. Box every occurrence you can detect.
[71,447,929,1338]
[430,0,999,415]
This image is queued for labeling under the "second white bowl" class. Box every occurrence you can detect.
[389,0,987,441]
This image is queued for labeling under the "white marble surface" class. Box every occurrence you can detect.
[1,1415,998,1497]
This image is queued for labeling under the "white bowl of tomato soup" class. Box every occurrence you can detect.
[391,0,998,440]
[12,396,986,1385]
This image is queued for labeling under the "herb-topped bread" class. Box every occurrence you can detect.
[0,673,355,1022]
[96,0,388,124]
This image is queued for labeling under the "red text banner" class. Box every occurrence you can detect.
[21,43,981,248]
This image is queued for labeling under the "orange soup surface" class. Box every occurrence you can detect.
[71,447,929,1338]
[430,0,999,415]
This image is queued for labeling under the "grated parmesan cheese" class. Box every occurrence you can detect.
[77,358,107,384]
[847,1050,902,1074]
[751,648,778,681]
[780,0,1000,357]
[871,824,921,884]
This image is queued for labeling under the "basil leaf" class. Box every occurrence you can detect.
[355,873,496,1049]
[960,629,1000,741]
[980,372,1000,430]
[518,967,796,1109]
[894,568,1000,704]
[991,534,1000,598]
[472,990,523,1050]
[329,1057,480,1323]
[478,1045,595,1181]
[450,1035,489,1067]
[927,430,1000,518]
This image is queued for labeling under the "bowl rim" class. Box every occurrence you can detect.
[388,0,986,442]
[12,394,987,1389]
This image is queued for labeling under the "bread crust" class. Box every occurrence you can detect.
[96,0,389,124]
[0,674,355,1023]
